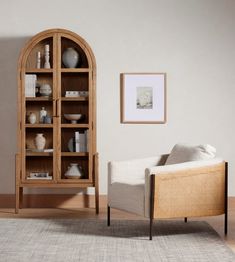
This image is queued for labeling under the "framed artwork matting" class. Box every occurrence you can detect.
[120,73,167,123]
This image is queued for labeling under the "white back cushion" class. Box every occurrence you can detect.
[165,143,216,165]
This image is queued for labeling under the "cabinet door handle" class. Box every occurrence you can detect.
[53,99,57,117]
[56,99,60,117]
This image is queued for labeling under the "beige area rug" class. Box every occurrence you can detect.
[0,218,234,262]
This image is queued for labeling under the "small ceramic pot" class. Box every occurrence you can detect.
[64,163,83,178]
[35,133,46,151]
[44,115,52,124]
[40,84,52,97]
[62,47,79,68]
[28,112,36,124]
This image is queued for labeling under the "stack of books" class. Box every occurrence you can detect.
[65,91,79,97]
[26,148,54,153]
[25,74,37,97]
[65,91,89,97]
[27,172,52,180]
[74,130,89,152]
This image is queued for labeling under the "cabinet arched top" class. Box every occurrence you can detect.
[18,28,96,71]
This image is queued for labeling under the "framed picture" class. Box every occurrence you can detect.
[120,73,167,123]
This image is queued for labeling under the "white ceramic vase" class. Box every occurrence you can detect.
[28,112,36,124]
[40,84,52,97]
[62,48,79,68]
[35,133,46,151]
[64,163,83,178]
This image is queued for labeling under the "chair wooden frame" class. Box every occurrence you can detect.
[149,162,228,240]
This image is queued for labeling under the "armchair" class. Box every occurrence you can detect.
[107,155,227,240]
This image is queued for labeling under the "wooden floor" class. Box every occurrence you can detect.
[0,205,235,252]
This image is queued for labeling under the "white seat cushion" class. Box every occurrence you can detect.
[108,179,145,216]
[165,143,216,165]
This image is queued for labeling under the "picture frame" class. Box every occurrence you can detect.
[120,73,167,123]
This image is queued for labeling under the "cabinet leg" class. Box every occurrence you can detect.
[15,186,20,214]
[95,184,99,214]
[94,153,99,214]
[19,187,23,209]
[15,153,20,214]
[15,186,23,213]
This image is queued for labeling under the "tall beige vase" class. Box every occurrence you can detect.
[35,133,46,151]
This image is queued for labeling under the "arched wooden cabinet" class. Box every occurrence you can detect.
[16,29,99,213]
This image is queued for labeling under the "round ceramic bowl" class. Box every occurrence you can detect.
[64,114,82,124]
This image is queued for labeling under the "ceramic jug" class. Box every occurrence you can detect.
[64,163,83,178]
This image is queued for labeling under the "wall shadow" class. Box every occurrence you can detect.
[0,37,85,202]
[0,36,30,194]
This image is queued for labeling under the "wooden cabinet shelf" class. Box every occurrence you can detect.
[61,97,88,101]
[26,97,53,101]
[58,179,91,183]
[60,68,90,73]
[20,182,94,188]
[16,28,99,214]
[61,124,89,128]
[25,69,53,73]
[25,124,54,128]
[26,152,53,156]
[61,152,88,156]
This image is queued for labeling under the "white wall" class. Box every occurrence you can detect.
[0,0,235,195]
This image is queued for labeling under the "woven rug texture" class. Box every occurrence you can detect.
[0,219,234,262]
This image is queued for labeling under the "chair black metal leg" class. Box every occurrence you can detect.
[184,217,187,223]
[149,175,155,240]
[225,162,228,235]
[225,213,227,235]
[150,217,153,240]
[107,205,110,226]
